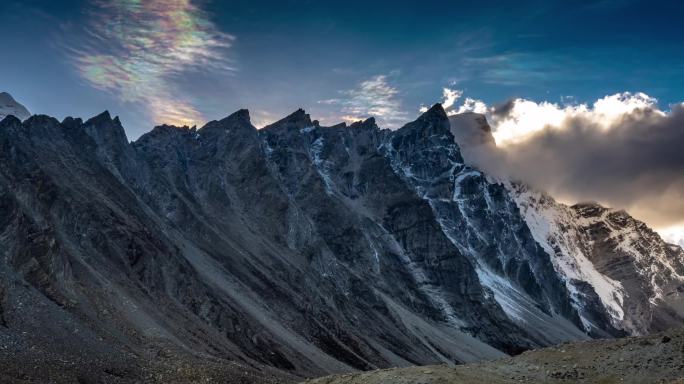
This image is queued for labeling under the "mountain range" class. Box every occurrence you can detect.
[0,95,683,383]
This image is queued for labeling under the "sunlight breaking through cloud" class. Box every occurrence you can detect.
[489,92,662,145]
[420,87,487,115]
[428,87,684,242]
[70,0,235,126]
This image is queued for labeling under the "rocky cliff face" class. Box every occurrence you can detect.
[448,112,684,338]
[512,188,684,336]
[0,105,682,382]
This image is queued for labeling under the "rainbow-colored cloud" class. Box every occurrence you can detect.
[72,0,234,126]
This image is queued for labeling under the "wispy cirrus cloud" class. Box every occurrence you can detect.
[442,50,598,89]
[68,0,235,126]
[321,75,408,128]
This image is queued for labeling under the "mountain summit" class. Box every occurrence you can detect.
[0,92,31,121]
[0,105,682,383]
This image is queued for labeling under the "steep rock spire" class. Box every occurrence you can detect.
[263,108,314,132]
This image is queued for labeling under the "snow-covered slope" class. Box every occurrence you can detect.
[449,112,684,336]
[510,186,628,334]
[0,92,30,121]
[510,186,684,335]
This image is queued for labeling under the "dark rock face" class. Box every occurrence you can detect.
[385,107,587,345]
[0,106,683,382]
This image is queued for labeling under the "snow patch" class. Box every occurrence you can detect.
[510,186,626,324]
[309,136,335,195]
[300,126,316,134]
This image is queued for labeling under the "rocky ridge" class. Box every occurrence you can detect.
[0,104,682,383]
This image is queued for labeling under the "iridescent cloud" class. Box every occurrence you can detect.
[70,0,234,126]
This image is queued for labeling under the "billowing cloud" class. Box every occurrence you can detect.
[455,97,488,114]
[489,92,662,145]
[455,93,684,240]
[424,87,488,116]
[426,86,684,240]
[419,88,489,116]
[323,75,408,128]
[661,226,684,248]
[442,88,463,109]
[69,0,235,126]
[420,87,464,113]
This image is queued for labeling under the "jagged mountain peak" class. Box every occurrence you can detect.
[83,111,125,134]
[82,111,130,150]
[0,114,22,127]
[61,116,84,127]
[289,107,308,118]
[24,114,61,127]
[131,125,196,153]
[348,117,377,130]
[395,103,450,138]
[419,103,448,121]
[1,114,59,141]
[263,108,315,131]
[140,123,196,140]
[201,109,256,137]
[218,108,251,124]
[85,110,113,125]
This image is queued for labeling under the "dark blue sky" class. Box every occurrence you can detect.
[1,0,682,137]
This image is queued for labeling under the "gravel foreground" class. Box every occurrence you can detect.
[303,329,684,384]
[1,329,683,383]
[0,348,292,384]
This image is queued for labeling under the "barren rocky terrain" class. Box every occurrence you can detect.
[305,329,684,384]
